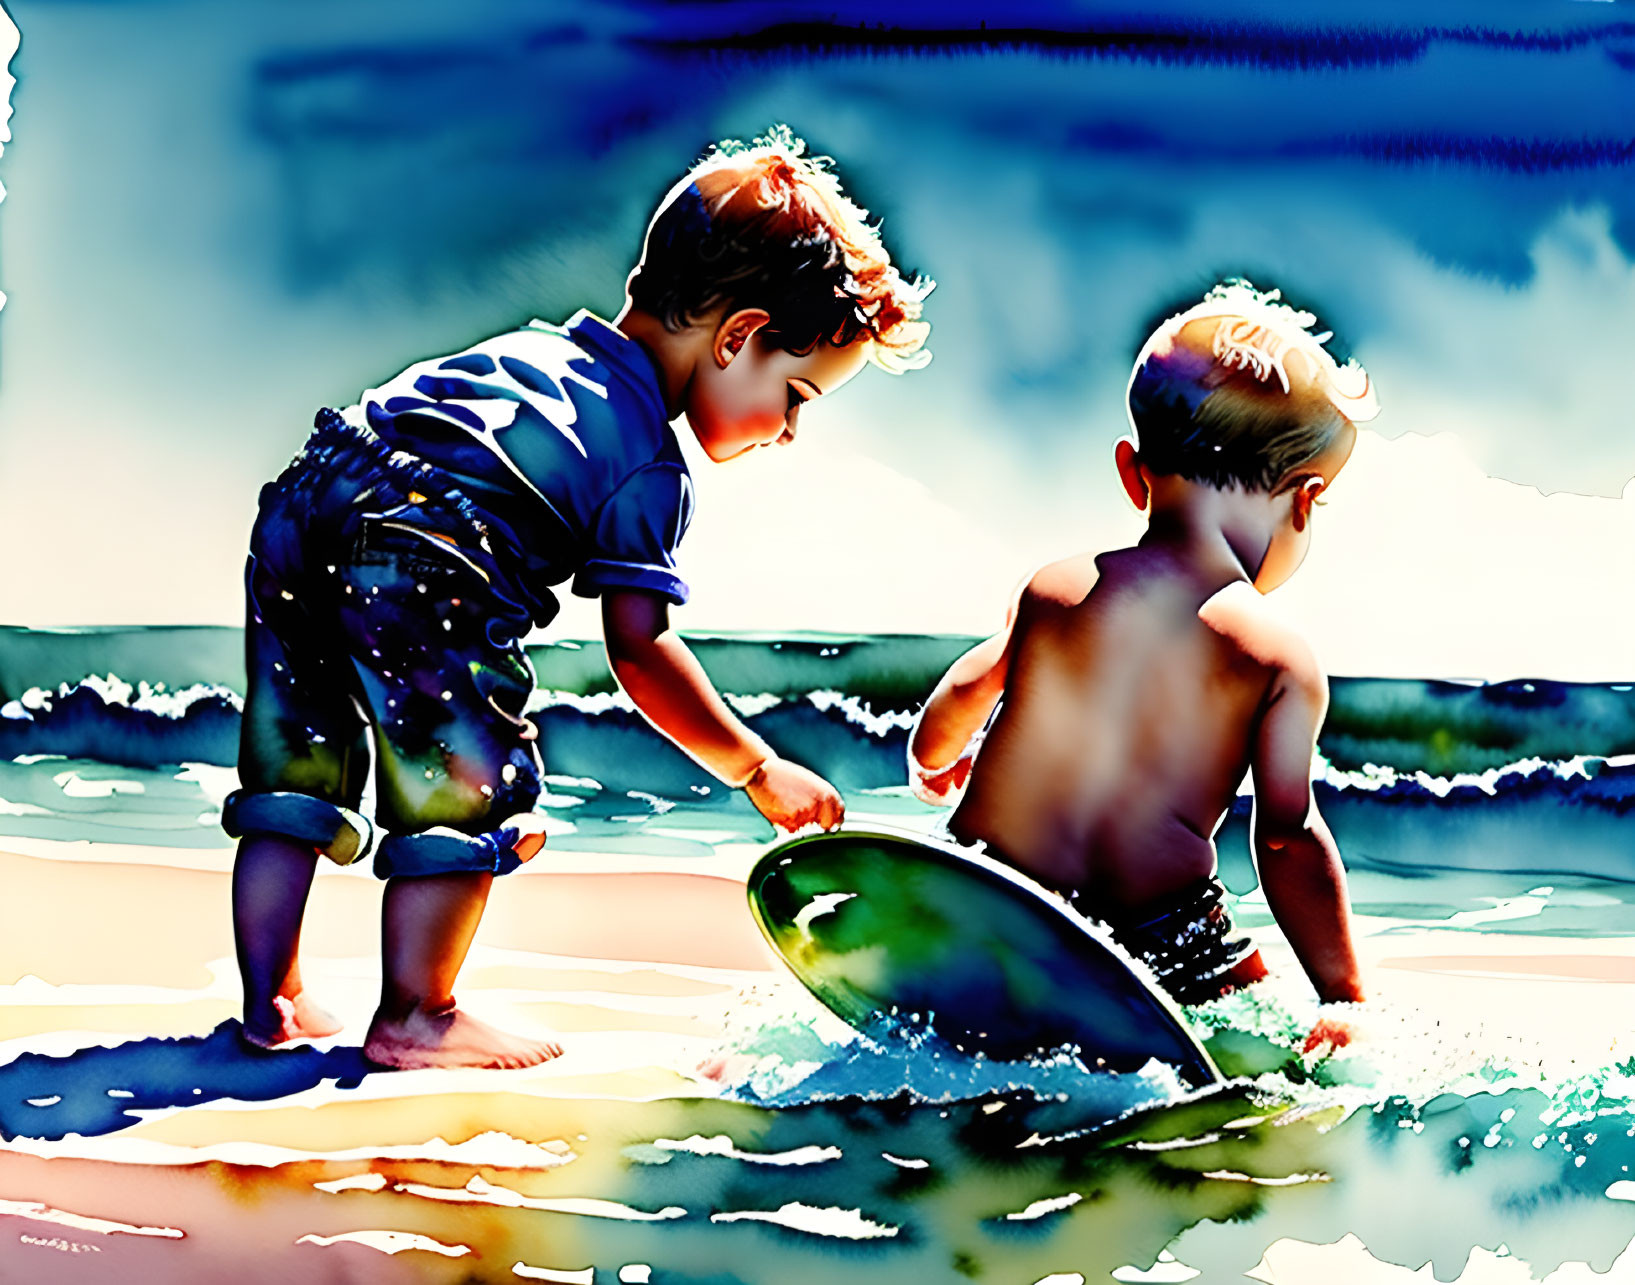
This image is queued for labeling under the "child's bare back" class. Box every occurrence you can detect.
[952,550,1298,911]
[912,281,1379,1007]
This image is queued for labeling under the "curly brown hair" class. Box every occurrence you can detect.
[625,126,932,372]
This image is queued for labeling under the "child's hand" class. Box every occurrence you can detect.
[909,751,974,806]
[1301,1002,1367,1055]
[746,757,844,833]
[1301,1015,1354,1055]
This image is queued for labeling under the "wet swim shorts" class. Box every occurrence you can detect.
[222,411,547,879]
[937,817,1265,1007]
[1089,877,1263,1006]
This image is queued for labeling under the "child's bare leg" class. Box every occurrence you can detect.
[232,834,343,1047]
[363,870,562,1070]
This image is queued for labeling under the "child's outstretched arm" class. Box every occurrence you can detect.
[1250,646,1366,1004]
[907,588,1021,805]
[602,589,843,832]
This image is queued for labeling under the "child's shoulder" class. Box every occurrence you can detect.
[373,312,670,452]
[1021,552,1101,609]
[1199,582,1325,691]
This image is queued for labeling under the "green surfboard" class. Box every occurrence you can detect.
[747,829,1221,1088]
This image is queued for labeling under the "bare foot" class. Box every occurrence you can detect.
[363,1004,563,1070]
[240,992,344,1050]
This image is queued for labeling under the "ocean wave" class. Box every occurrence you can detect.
[0,677,241,770]
[709,988,1186,1118]
[8,628,1635,773]
[10,662,1635,817]
[6,628,1635,836]
[1316,752,1615,799]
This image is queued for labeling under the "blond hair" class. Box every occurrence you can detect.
[1126,280,1377,489]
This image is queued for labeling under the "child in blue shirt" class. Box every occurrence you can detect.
[227,128,931,1069]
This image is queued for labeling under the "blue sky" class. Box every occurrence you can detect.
[1,1,1633,676]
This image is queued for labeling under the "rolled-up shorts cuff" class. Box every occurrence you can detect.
[374,813,547,879]
[222,789,375,866]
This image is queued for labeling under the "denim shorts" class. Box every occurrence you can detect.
[223,411,547,878]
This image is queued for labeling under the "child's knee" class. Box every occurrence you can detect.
[373,811,548,879]
[222,789,374,866]
[372,746,547,879]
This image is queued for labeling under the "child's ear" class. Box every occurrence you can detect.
[1114,437,1150,513]
[713,309,772,368]
[1290,476,1324,533]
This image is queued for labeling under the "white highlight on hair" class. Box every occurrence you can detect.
[1133,280,1380,424]
[1211,317,1307,393]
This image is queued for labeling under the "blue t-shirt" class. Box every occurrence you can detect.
[356,311,694,610]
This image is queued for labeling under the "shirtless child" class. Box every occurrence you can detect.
[908,281,1376,1008]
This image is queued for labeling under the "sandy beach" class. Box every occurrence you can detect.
[0,837,785,1282]
[3,833,1635,1284]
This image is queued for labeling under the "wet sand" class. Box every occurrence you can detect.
[0,840,782,1281]
[3,840,1634,1283]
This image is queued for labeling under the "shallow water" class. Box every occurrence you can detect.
[2,766,1633,1282]
[2,632,1635,1280]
